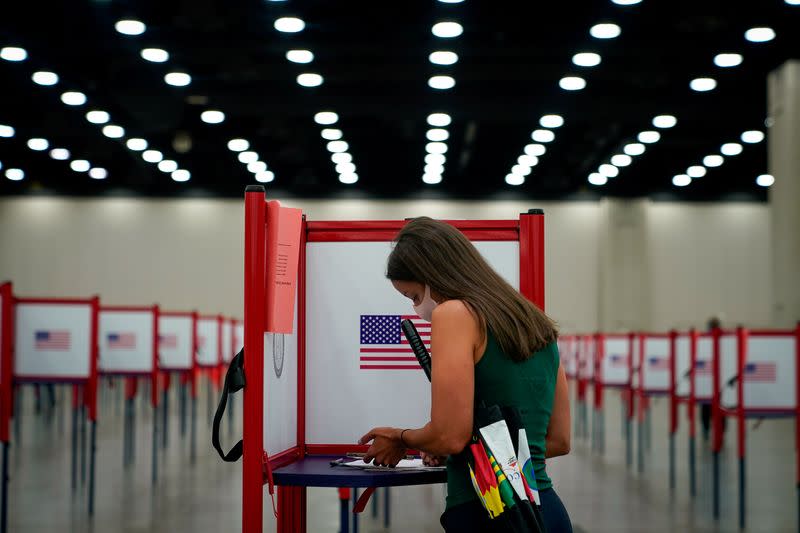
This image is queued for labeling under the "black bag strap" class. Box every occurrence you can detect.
[212,348,246,462]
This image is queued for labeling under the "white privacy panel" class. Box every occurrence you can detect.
[600,336,629,386]
[98,310,154,374]
[305,240,519,444]
[578,336,594,381]
[234,322,244,355]
[675,334,691,398]
[196,317,220,367]
[222,320,233,363]
[742,335,795,411]
[558,336,578,378]
[642,336,670,393]
[264,298,298,456]
[631,335,641,389]
[15,303,93,380]
[158,315,193,370]
[720,334,739,409]
[694,335,714,401]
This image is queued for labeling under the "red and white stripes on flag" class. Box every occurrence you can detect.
[35,330,71,351]
[107,332,136,350]
[744,362,777,383]
[647,357,670,371]
[159,333,178,349]
[359,315,430,370]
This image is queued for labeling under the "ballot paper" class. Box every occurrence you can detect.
[341,458,445,471]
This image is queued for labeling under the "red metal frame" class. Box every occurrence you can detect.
[0,282,13,443]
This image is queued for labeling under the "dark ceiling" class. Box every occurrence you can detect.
[0,0,798,201]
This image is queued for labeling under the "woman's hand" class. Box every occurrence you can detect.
[420,451,446,467]
[359,427,407,467]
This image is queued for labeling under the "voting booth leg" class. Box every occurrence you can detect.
[338,488,349,533]
[206,379,213,427]
[371,486,378,518]
[88,421,97,516]
[712,451,720,520]
[352,489,359,533]
[190,396,197,465]
[123,399,131,468]
[383,487,391,528]
[669,435,676,492]
[162,386,169,450]
[277,486,306,533]
[151,406,158,485]
[1,442,8,533]
[80,405,87,486]
[180,382,187,437]
[71,398,78,491]
[637,418,644,474]
[131,398,136,465]
[625,419,632,468]
[738,457,746,529]
[689,435,697,497]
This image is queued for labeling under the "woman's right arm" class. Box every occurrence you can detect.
[545,362,571,458]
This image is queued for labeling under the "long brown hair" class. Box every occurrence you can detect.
[386,217,558,362]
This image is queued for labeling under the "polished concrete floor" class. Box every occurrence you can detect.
[7,381,798,532]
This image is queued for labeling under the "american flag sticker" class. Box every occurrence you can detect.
[35,330,71,351]
[744,362,777,383]
[159,333,178,349]
[694,360,712,375]
[107,332,136,350]
[647,357,670,371]
[609,354,628,367]
[359,315,430,370]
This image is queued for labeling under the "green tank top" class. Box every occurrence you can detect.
[445,333,560,510]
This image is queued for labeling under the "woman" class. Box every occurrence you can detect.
[359,217,572,532]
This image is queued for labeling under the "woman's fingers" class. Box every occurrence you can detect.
[358,430,376,445]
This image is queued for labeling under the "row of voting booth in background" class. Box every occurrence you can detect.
[235,186,545,533]
[558,326,800,530]
[0,280,243,533]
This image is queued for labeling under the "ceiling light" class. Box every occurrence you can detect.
[673,174,691,187]
[756,174,775,187]
[612,0,642,4]
[599,164,619,178]
[314,112,339,126]
[590,23,621,39]
[286,50,314,64]
[721,142,743,156]
[429,51,459,65]
[297,73,323,87]
[687,166,707,178]
[102,125,125,139]
[525,144,546,157]
[638,131,661,143]
[511,164,531,177]
[427,113,451,127]
[745,27,776,43]
[438,0,465,3]
[505,174,525,186]
[425,163,445,176]
[61,91,87,106]
[624,143,646,156]
[611,154,632,167]
[142,150,163,163]
[171,169,191,182]
[426,128,450,141]
[70,160,90,172]
[425,142,448,154]
[432,21,463,38]
[247,161,267,173]
[0,125,14,138]
[0,47,27,62]
[741,130,765,144]
[201,110,225,124]
[256,171,275,183]
[588,173,608,186]
[115,19,146,36]
[32,71,59,86]
[332,152,352,165]
[327,141,349,153]
[27,138,49,151]
[321,128,342,140]
[339,173,359,185]
[559,76,586,91]
[158,160,178,173]
[714,53,743,68]
[238,151,259,164]
[425,153,446,165]
[86,110,110,124]
[164,72,191,87]
[428,75,456,89]
[126,138,148,151]
[141,48,169,63]
[49,148,70,160]
[227,139,249,152]
[786,0,800,4]
[88,167,107,180]
[540,115,564,128]
[572,52,601,67]
[531,129,555,143]
[690,77,717,92]
[518,155,538,167]
[423,173,443,185]
[703,155,724,167]
[5,168,24,181]
[652,115,677,128]
[336,162,357,174]
[274,17,305,33]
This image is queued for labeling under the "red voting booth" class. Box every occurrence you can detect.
[238,185,545,532]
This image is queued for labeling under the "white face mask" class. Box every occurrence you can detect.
[412,285,438,322]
